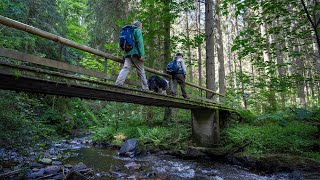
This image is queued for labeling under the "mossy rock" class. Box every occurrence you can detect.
[38,158,52,165]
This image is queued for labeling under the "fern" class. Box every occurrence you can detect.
[256,113,286,126]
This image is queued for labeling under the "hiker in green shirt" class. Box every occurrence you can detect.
[116,21,148,90]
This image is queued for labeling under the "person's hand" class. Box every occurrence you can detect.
[139,57,144,62]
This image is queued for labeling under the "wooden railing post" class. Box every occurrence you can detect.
[104,58,108,74]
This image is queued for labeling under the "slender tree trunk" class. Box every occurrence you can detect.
[309,0,320,75]
[227,32,233,88]
[234,11,240,94]
[215,0,225,103]
[274,20,286,108]
[239,59,247,109]
[197,0,203,86]
[290,70,297,106]
[24,0,36,54]
[186,11,193,84]
[318,82,320,102]
[260,19,277,111]
[296,44,307,108]
[205,0,216,98]
[312,31,320,76]
[301,0,320,65]
[163,0,172,122]
[148,3,156,68]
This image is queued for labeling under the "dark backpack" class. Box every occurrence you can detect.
[119,25,134,52]
[166,59,179,75]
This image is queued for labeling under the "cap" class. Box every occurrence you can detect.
[175,52,183,57]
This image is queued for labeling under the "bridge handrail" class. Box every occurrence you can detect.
[0,15,224,97]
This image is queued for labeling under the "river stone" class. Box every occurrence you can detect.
[27,168,45,178]
[39,158,52,165]
[64,164,73,169]
[49,148,56,155]
[52,161,63,165]
[32,168,45,177]
[119,139,137,157]
[127,175,137,179]
[24,169,34,179]
[45,165,60,174]
[30,162,43,168]
[52,174,64,179]
[111,171,127,177]
[32,168,39,172]
[73,162,86,171]
[66,171,88,180]
[124,162,141,170]
[289,170,303,180]
[145,172,157,178]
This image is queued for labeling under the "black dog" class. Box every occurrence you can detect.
[147,75,169,95]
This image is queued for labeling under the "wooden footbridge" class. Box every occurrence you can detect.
[0,16,237,147]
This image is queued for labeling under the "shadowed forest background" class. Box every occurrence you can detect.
[0,0,319,165]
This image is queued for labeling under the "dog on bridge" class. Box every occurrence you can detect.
[147,75,169,95]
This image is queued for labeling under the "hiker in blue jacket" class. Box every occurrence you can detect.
[171,52,188,98]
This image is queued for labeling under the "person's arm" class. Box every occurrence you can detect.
[135,29,145,59]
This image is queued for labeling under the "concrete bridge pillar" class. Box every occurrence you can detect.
[192,108,221,147]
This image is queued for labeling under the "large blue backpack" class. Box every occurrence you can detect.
[119,25,134,52]
[166,59,179,75]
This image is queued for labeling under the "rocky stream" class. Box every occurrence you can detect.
[0,136,318,180]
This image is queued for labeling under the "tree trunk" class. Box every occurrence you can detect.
[205,0,216,98]
[197,0,203,86]
[163,0,172,122]
[215,0,225,103]
[234,10,240,96]
[260,19,277,111]
[274,20,286,108]
[318,82,320,102]
[312,31,320,76]
[186,11,193,84]
[301,0,320,75]
[296,44,307,108]
[239,59,247,109]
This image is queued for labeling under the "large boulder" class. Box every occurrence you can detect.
[119,139,139,157]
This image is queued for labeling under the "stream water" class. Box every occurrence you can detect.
[63,146,293,180]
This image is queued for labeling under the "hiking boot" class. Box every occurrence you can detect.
[141,89,151,92]
[183,95,190,99]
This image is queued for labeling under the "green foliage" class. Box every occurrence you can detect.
[138,127,171,147]
[224,122,318,155]
[237,109,257,123]
[91,103,192,151]
[92,126,116,143]
[222,0,320,111]
[0,91,46,146]
[223,107,320,161]
[80,54,104,72]
[0,90,106,146]
[256,113,287,126]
